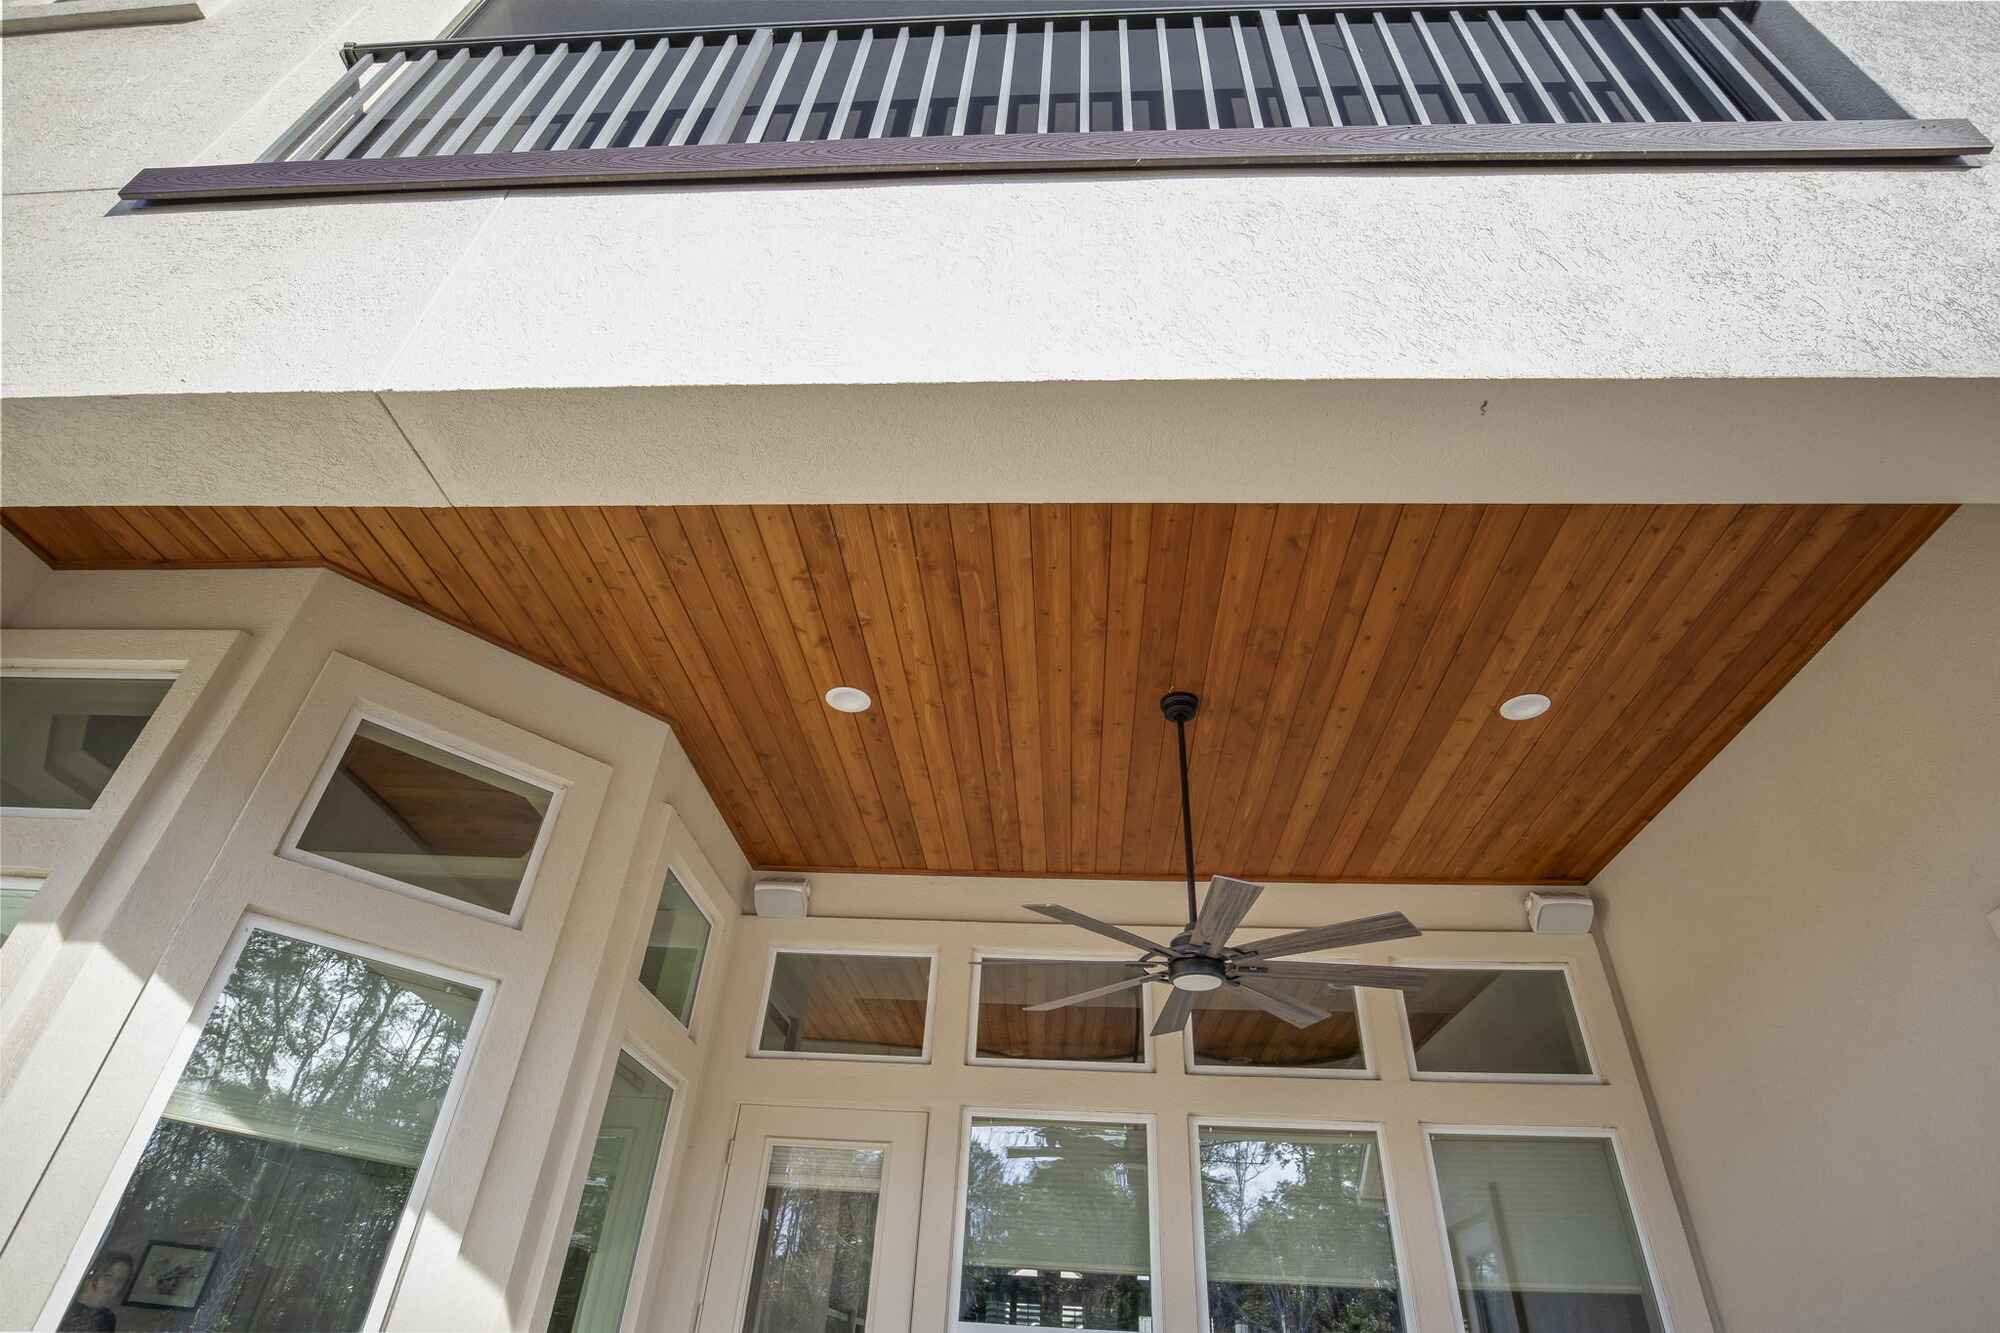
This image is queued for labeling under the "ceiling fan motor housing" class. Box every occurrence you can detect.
[1168,954,1227,992]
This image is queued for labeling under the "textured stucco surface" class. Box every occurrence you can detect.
[1595,503,2000,1333]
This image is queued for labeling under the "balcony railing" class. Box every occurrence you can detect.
[122,2,1988,201]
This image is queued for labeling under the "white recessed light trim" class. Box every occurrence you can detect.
[1499,693,1552,721]
[823,685,872,714]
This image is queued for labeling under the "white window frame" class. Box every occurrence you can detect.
[1396,960,1602,1085]
[37,913,494,1333]
[279,703,567,930]
[0,666,180,820]
[947,1105,1165,1333]
[1421,1123,1677,1333]
[568,1036,689,1333]
[1181,980,1377,1081]
[749,945,939,1065]
[1187,1115,1416,1333]
[725,1132,899,1330]
[635,834,726,1041]
[968,949,1156,1073]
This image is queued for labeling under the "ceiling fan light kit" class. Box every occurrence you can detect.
[1024,691,1428,1038]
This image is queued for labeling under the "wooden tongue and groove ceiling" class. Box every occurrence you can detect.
[3,503,1950,885]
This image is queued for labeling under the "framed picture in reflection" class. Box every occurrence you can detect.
[125,1241,218,1311]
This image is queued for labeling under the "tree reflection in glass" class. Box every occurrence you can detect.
[67,929,479,1332]
[739,1145,884,1333]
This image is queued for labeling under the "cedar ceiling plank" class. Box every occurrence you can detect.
[609,505,809,864]
[1555,502,1912,877]
[1217,504,1359,874]
[318,507,422,601]
[948,503,1025,872]
[242,507,323,563]
[656,506,854,869]
[505,507,642,701]
[872,504,976,869]
[118,507,205,562]
[910,504,1001,870]
[1457,504,1740,878]
[1294,504,1491,877]
[1069,503,1111,873]
[734,506,906,869]
[179,506,262,562]
[788,503,927,869]
[147,506,230,562]
[423,508,557,662]
[454,507,598,681]
[708,506,884,869]
[356,508,467,621]
[215,507,287,561]
[1140,503,1237,876]
[990,503,1049,873]
[1093,503,1152,874]
[1195,504,1316,873]
[1270,504,1443,874]
[1514,503,1822,874]
[1368,505,1603,876]
[1185,503,1280,870]
[829,504,952,869]
[389,509,515,645]
[281,505,369,580]
[83,507,169,562]
[1031,504,1074,873]
[555,509,686,719]
[1431,505,1694,877]
[1400,503,1650,875]
[1117,504,1195,874]
[1334,504,1543,874]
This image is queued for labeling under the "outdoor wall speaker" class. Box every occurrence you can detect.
[753,878,810,919]
[1525,890,1595,935]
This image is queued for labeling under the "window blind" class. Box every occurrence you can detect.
[1199,1128,1399,1289]
[962,1119,1150,1276]
[767,1143,885,1195]
[1431,1135,1651,1295]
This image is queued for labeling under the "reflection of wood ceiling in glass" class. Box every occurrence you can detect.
[339,734,544,859]
[5,502,1950,884]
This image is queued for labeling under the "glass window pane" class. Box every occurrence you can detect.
[1198,1126,1404,1332]
[67,928,479,1332]
[1431,1134,1664,1333]
[959,1117,1152,1329]
[1191,980,1364,1072]
[757,953,931,1059]
[975,959,1145,1065]
[638,870,710,1026]
[740,1144,885,1333]
[1405,970,1592,1076]
[1,672,174,810]
[548,1053,674,1333]
[293,720,555,918]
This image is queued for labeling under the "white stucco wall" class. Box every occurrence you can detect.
[3,3,1998,505]
[1593,503,2000,1333]
[1,529,50,623]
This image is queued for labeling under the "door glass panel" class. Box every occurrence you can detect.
[1404,970,1592,1076]
[1197,1125,1404,1331]
[65,928,480,1332]
[1,672,174,810]
[639,870,710,1026]
[549,1053,674,1333]
[292,719,555,918]
[740,1143,885,1333]
[1431,1134,1664,1333]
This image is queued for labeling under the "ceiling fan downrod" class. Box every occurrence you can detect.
[1161,690,1201,933]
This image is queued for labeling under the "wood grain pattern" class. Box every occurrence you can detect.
[120,120,1991,203]
[3,503,1951,884]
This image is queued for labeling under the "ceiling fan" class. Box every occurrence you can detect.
[1021,691,1427,1037]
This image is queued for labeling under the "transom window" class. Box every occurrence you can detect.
[973,957,1148,1068]
[957,1115,1155,1331]
[1188,978,1367,1075]
[638,869,711,1029]
[756,950,934,1062]
[1195,1124,1405,1332]
[1402,967,1593,1078]
[63,925,483,1332]
[1,670,175,812]
[287,716,559,923]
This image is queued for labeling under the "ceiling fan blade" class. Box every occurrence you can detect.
[1187,875,1263,953]
[1025,904,1174,956]
[1234,912,1421,961]
[1230,977,1333,1029]
[1149,987,1196,1036]
[1238,960,1430,992]
[1022,973,1160,1012]
[971,958,1152,968]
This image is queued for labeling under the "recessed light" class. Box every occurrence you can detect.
[824,685,872,713]
[1499,693,1552,721]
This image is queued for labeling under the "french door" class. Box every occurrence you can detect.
[697,1105,927,1333]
